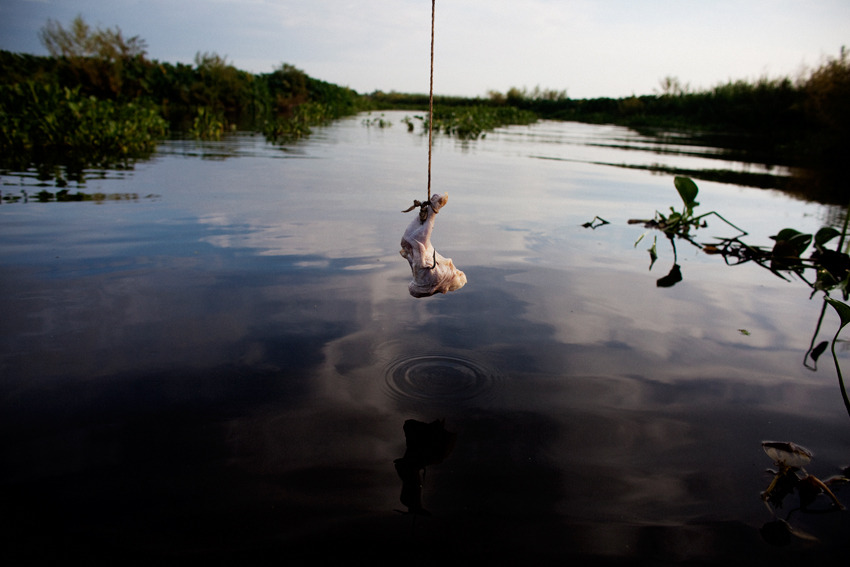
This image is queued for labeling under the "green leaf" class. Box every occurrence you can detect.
[674,176,699,208]
[815,226,841,249]
[772,228,804,242]
[811,340,828,361]
[647,236,658,269]
[826,297,850,331]
[771,228,812,257]
[788,232,813,256]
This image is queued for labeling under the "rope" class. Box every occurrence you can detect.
[402,0,435,220]
[427,0,435,201]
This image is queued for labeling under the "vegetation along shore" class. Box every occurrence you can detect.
[1,16,848,190]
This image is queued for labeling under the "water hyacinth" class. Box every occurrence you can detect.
[0,81,167,170]
[412,105,537,140]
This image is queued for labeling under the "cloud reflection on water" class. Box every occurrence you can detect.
[2,112,849,562]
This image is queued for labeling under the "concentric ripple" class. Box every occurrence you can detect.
[384,355,499,407]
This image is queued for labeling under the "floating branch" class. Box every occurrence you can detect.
[581,216,610,229]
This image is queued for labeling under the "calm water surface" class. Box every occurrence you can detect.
[2,112,848,565]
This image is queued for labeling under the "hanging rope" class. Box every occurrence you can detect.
[427,0,435,201]
[402,0,436,222]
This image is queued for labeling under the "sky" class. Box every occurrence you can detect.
[1,0,848,99]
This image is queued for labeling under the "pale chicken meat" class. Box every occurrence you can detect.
[399,192,467,298]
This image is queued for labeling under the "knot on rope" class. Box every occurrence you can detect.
[401,199,437,223]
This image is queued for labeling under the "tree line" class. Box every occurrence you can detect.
[0,16,368,179]
[2,16,847,181]
[375,53,849,172]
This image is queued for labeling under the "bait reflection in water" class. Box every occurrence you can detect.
[393,419,456,516]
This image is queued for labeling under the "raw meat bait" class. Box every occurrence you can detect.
[400,192,467,298]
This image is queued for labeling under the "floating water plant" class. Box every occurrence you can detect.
[595,175,850,418]
[707,224,850,291]
[627,177,747,285]
[581,215,610,229]
[626,176,850,295]
[361,113,392,128]
[628,177,744,285]
[404,105,537,140]
[632,176,747,244]
[0,81,167,172]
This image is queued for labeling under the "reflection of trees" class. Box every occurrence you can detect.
[1,188,158,204]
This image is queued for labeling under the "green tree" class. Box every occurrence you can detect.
[39,15,147,60]
[38,15,150,98]
[266,63,310,116]
[804,47,850,163]
[192,51,253,119]
[656,76,689,97]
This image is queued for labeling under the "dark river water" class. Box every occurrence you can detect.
[2,112,849,565]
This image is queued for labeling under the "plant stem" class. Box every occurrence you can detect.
[837,198,850,253]
[830,319,850,420]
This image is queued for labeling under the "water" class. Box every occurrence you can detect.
[2,112,848,565]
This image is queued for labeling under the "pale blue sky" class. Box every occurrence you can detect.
[1,0,848,98]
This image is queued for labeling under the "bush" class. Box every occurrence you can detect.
[0,80,168,172]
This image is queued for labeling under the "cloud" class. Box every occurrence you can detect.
[1,0,848,97]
